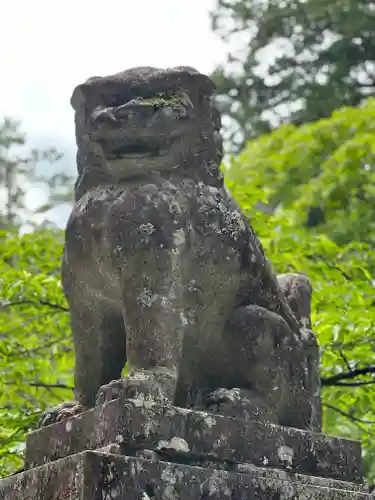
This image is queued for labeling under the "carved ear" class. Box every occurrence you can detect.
[168,66,216,95]
[71,75,105,110]
[70,85,86,111]
[190,73,216,96]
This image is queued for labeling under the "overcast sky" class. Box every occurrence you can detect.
[1,0,227,226]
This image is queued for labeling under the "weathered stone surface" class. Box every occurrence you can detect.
[0,451,371,500]
[41,65,322,432]
[26,398,362,483]
[7,66,364,498]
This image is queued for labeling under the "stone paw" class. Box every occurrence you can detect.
[38,402,86,428]
[95,378,130,406]
[202,388,277,423]
[95,370,176,407]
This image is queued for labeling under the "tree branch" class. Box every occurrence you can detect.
[4,381,73,391]
[329,380,375,387]
[321,366,375,386]
[339,351,351,371]
[1,300,68,312]
[28,382,73,390]
[323,403,375,425]
[3,339,66,358]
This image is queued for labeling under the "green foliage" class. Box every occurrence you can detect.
[2,209,374,480]
[1,99,375,482]
[225,97,375,245]
[211,0,375,149]
[0,230,73,476]
[225,177,375,481]
[0,117,74,474]
[223,99,375,481]
[0,113,75,475]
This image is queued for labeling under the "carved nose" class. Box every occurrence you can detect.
[90,107,117,125]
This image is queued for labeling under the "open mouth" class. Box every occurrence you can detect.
[107,141,170,159]
[89,91,193,158]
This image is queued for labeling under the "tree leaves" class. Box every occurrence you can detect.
[225,102,375,482]
[1,98,375,483]
[0,230,73,477]
[211,0,375,150]
[225,98,375,246]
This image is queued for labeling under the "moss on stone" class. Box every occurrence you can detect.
[136,91,193,109]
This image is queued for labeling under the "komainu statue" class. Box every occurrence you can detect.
[40,67,321,431]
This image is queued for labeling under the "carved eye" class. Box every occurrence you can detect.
[108,94,124,107]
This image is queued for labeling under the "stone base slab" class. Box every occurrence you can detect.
[0,451,370,500]
[25,398,362,482]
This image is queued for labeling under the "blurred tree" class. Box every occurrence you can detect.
[2,98,375,485]
[211,0,375,150]
[0,116,74,475]
[1,199,374,481]
[224,111,375,480]
[0,117,74,230]
[0,229,72,477]
[225,97,375,246]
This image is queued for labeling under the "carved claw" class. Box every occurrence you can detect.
[95,378,132,406]
[95,371,176,407]
[38,402,86,428]
[203,388,277,424]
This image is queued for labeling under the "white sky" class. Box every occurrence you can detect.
[0,0,226,144]
[0,0,227,227]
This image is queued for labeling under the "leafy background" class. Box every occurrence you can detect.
[1,0,375,486]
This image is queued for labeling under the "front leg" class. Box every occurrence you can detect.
[39,297,127,427]
[97,189,189,406]
[96,246,187,405]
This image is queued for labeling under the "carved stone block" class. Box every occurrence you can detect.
[1,400,371,499]
[41,65,322,433]
[1,66,365,499]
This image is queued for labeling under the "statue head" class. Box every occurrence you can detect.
[71,66,223,192]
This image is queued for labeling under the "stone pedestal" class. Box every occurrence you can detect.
[0,398,372,499]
